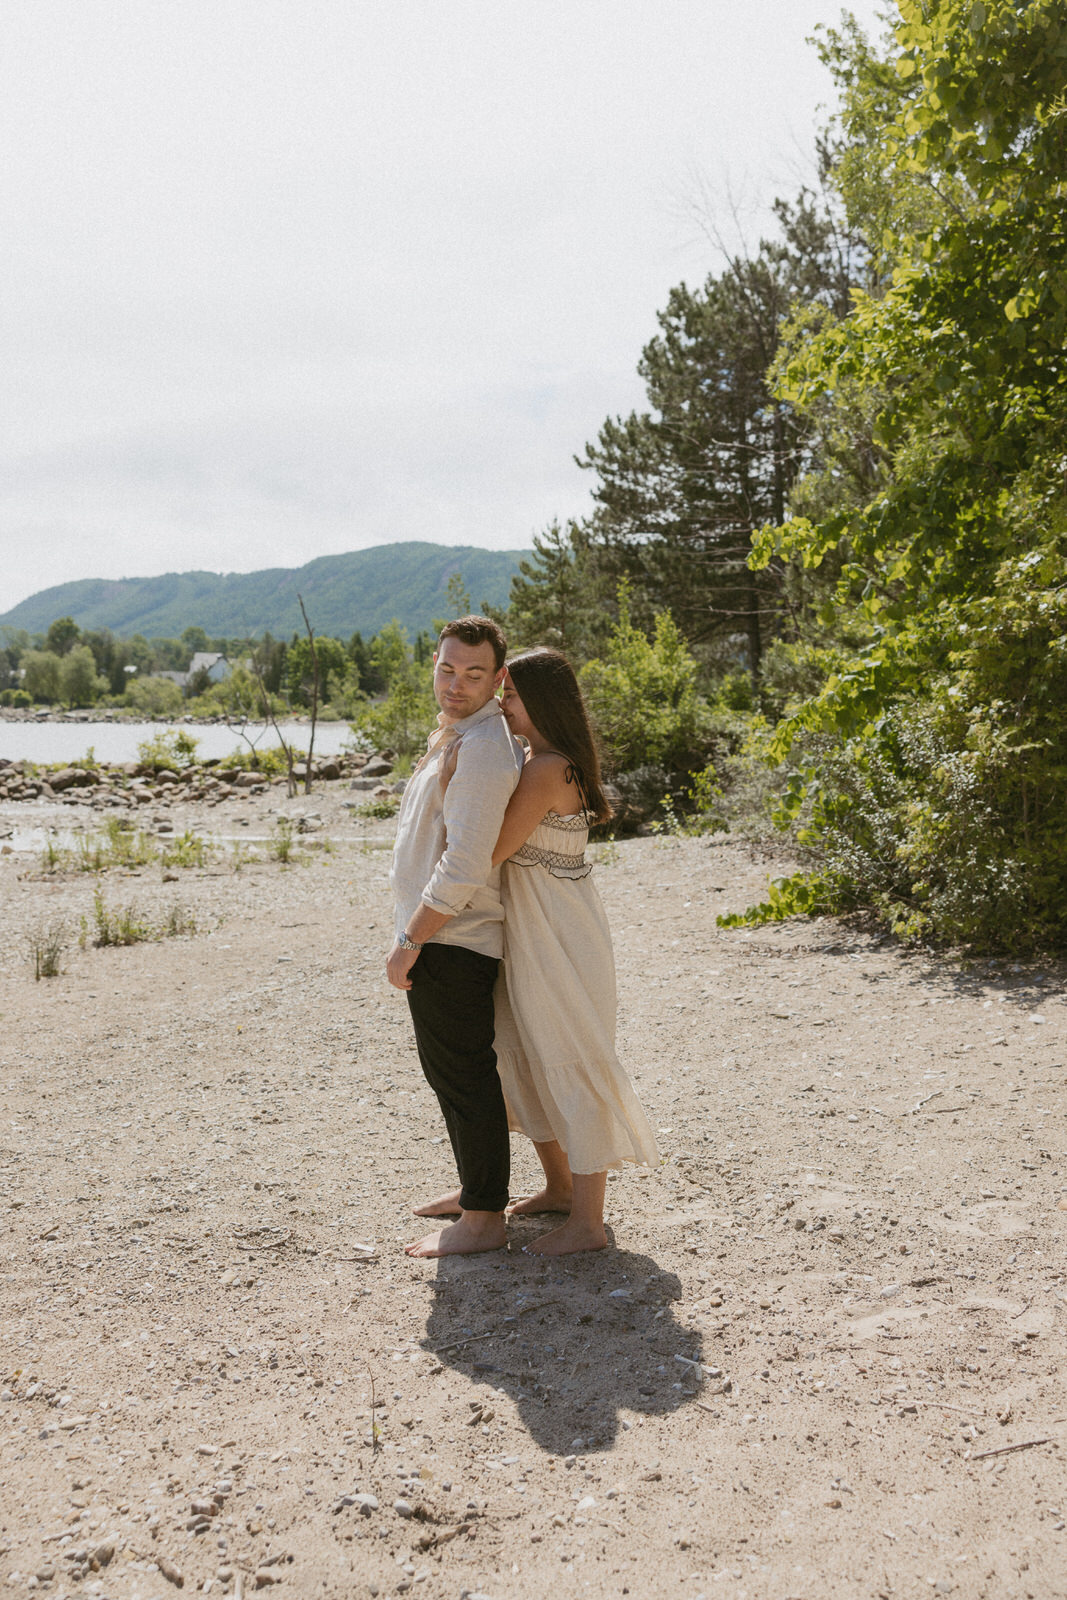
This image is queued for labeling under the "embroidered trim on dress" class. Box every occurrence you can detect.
[543,809,593,831]
[510,841,592,879]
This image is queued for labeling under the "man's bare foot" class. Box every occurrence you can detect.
[413,1188,463,1217]
[405,1213,508,1259]
[522,1219,607,1256]
[507,1187,572,1217]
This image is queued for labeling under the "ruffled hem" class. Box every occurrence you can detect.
[495,1045,660,1173]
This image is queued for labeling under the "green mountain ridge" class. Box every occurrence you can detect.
[0,543,529,641]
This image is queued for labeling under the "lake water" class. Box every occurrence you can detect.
[0,719,356,765]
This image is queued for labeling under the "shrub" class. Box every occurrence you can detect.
[222,743,298,778]
[125,675,184,718]
[136,728,200,770]
[579,586,707,775]
[353,794,401,819]
[28,920,66,979]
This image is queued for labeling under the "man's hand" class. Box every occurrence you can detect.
[386,940,421,991]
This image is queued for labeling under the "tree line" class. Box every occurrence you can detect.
[500,1,1067,953]
[6,3,1063,951]
[0,616,438,721]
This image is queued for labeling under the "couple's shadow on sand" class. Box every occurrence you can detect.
[420,1229,704,1457]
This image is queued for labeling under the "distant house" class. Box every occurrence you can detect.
[188,652,231,684]
[154,653,234,693]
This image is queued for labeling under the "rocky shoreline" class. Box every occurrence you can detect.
[0,750,399,813]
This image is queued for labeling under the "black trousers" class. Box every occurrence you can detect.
[405,942,509,1213]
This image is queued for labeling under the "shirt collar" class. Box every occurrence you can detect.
[438,697,506,734]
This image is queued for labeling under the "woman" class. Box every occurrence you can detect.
[490,647,658,1255]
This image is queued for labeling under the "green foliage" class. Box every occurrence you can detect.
[86,888,154,948]
[28,920,66,980]
[75,819,157,874]
[83,889,197,947]
[136,728,200,769]
[347,621,437,758]
[352,675,436,759]
[160,830,208,869]
[287,633,350,707]
[221,743,294,778]
[579,586,706,774]
[124,674,184,717]
[505,520,614,662]
[21,648,62,703]
[268,817,297,863]
[46,616,80,656]
[59,644,107,708]
[729,2,1067,951]
[352,794,401,820]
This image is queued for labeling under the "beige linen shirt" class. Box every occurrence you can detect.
[390,698,523,959]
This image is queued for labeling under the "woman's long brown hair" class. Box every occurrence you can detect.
[505,648,613,824]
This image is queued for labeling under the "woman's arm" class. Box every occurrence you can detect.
[492,753,574,865]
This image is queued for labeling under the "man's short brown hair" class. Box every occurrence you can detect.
[437,615,508,672]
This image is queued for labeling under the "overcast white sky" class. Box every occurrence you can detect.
[0,1,889,613]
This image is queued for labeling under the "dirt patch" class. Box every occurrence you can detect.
[2,787,1066,1598]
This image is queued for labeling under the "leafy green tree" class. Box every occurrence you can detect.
[125,674,184,717]
[579,585,705,774]
[181,625,210,657]
[21,649,63,703]
[349,619,437,756]
[368,620,413,690]
[287,634,349,706]
[737,0,1067,949]
[46,617,80,657]
[59,644,106,708]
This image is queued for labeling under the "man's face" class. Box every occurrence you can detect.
[432,635,504,720]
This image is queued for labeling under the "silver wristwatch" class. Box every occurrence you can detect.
[397,932,423,951]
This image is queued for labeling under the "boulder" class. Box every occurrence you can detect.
[361,755,394,778]
[49,766,95,792]
[317,759,341,780]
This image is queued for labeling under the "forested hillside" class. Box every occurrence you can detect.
[0,544,526,640]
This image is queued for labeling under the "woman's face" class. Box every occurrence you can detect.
[499,673,535,741]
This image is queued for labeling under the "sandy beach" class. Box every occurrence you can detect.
[2,779,1065,1600]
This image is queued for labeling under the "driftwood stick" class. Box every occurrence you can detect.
[970,1437,1053,1461]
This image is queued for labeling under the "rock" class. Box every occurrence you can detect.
[878,1283,902,1299]
[394,1498,414,1517]
[50,766,94,792]
[354,1493,379,1514]
[156,1555,184,1586]
[317,759,341,780]
[155,769,180,784]
[253,1572,278,1589]
[362,756,394,778]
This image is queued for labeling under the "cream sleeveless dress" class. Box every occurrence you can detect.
[493,810,659,1174]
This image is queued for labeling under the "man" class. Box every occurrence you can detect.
[387,615,524,1258]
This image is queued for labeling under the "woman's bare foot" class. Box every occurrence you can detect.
[507,1187,572,1216]
[522,1219,607,1256]
[413,1188,463,1217]
[405,1212,508,1259]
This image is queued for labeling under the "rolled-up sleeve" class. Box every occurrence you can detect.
[421,735,518,915]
